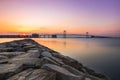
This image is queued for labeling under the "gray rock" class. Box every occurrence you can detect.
[7,69,56,80]
[27,48,40,51]
[50,56,64,65]
[0,59,8,64]
[85,77,92,80]
[52,52,66,60]
[23,45,37,51]
[15,51,40,58]
[0,44,6,48]
[0,52,25,58]
[63,56,78,62]
[9,58,41,68]
[62,64,84,76]
[41,64,83,80]
[41,51,52,57]
[0,64,24,79]
[0,55,8,60]
[62,56,83,70]
[0,48,14,52]
[41,51,64,65]
[82,67,110,80]
[9,42,20,47]
[40,57,60,66]
[52,52,62,57]
[27,49,39,53]
[23,43,34,46]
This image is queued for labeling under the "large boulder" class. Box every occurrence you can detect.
[40,57,60,66]
[51,53,83,70]
[0,59,8,64]
[41,64,84,80]
[0,48,15,52]
[7,69,56,80]
[15,50,40,58]
[51,52,64,58]
[50,56,64,65]
[0,52,25,58]
[9,58,41,68]
[8,42,21,48]
[0,55,8,60]
[41,51,52,57]
[0,64,24,80]
[62,56,83,70]
[23,44,37,51]
[62,64,84,76]
[0,44,6,48]
[27,49,40,53]
[41,51,64,65]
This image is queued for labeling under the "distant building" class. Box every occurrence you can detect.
[52,35,57,38]
[32,33,39,38]
[91,35,95,38]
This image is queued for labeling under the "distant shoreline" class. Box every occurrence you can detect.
[0,37,120,39]
[0,34,120,39]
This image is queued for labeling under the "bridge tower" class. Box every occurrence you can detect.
[86,32,89,38]
[63,30,66,38]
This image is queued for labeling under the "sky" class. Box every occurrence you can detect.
[0,0,120,36]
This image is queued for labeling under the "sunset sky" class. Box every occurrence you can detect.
[0,0,120,36]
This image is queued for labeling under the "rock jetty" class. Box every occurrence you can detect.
[0,39,111,80]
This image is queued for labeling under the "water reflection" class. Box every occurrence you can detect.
[63,40,67,48]
[0,38,120,80]
[0,38,24,43]
[33,38,120,80]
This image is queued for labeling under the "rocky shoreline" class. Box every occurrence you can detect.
[0,39,111,80]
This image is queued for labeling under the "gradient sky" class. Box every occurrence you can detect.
[0,0,120,36]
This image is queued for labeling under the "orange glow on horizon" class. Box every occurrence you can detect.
[20,33,27,36]
[0,15,119,36]
[0,22,119,35]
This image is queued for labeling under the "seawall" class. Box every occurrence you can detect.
[0,39,111,80]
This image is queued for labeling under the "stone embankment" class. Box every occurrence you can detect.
[0,39,111,80]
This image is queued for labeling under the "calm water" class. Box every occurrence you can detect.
[0,38,120,80]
